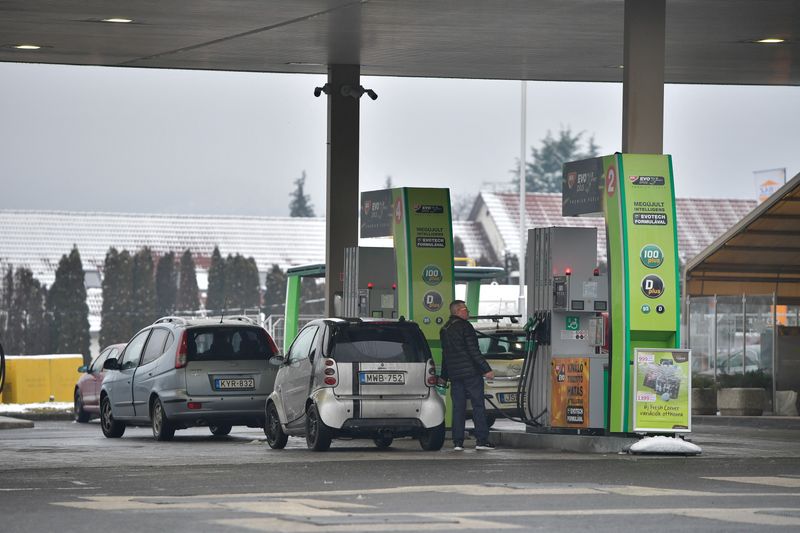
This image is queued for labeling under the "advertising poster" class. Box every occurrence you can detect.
[360,189,394,238]
[391,188,455,341]
[754,168,786,204]
[562,157,604,217]
[633,348,691,433]
[550,357,590,428]
[620,156,679,336]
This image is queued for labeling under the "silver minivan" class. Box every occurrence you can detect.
[265,318,445,451]
[100,316,279,441]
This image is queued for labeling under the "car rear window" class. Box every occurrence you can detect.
[329,322,430,363]
[477,331,527,360]
[188,327,274,362]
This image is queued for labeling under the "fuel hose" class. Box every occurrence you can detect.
[0,340,5,394]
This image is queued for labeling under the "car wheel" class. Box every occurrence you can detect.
[418,423,445,451]
[100,396,125,438]
[74,389,90,423]
[151,398,175,441]
[373,436,393,449]
[264,402,288,449]
[209,424,232,436]
[305,404,332,451]
[485,414,497,428]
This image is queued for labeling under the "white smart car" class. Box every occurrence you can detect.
[264,317,446,451]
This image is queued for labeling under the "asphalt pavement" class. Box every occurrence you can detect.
[1,416,799,532]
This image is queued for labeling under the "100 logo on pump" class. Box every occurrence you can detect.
[640,244,664,269]
[422,264,443,286]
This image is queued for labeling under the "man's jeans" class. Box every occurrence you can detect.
[450,374,489,444]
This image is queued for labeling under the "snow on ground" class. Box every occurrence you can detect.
[0,402,72,413]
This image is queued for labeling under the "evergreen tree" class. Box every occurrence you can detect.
[1,266,14,351]
[300,278,325,314]
[245,257,262,310]
[131,247,157,333]
[5,267,22,353]
[100,248,134,347]
[155,252,177,317]
[515,127,600,193]
[384,175,393,189]
[289,171,315,217]
[205,246,226,312]
[263,264,287,315]
[222,254,260,311]
[49,246,90,359]
[8,269,50,355]
[451,193,476,221]
[176,250,200,312]
[30,283,51,354]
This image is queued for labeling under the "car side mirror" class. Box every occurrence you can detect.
[78,365,88,373]
[269,355,285,366]
[103,358,120,370]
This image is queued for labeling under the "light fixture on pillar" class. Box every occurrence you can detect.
[341,85,378,101]
[313,83,332,97]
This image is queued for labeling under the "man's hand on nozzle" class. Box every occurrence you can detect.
[484,370,495,380]
[437,377,448,388]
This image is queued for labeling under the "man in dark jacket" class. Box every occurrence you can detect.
[439,300,496,450]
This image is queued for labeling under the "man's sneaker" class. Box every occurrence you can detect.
[475,441,496,450]
[453,442,464,451]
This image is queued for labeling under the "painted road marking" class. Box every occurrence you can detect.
[703,476,800,488]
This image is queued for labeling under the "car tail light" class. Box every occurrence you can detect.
[187,402,202,410]
[426,359,437,386]
[175,331,188,369]
[265,333,279,357]
[322,358,337,387]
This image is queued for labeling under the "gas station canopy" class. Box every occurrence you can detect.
[685,172,800,303]
[1,0,797,86]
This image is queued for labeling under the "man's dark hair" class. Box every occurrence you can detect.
[449,300,466,315]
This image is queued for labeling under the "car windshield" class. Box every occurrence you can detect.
[476,330,527,360]
[329,322,430,363]
[188,327,274,362]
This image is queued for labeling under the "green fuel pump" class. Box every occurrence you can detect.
[522,153,691,437]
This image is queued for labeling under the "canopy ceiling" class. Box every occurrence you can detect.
[685,172,800,303]
[1,0,798,85]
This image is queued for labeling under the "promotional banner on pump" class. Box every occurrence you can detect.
[550,357,590,428]
[633,348,691,432]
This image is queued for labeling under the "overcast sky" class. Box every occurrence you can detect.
[1,61,798,217]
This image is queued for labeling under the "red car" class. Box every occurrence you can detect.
[74,343,126,422]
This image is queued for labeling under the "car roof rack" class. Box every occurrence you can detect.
[471,314,521,323]
[154,316,189,325]
[223,315,261,326]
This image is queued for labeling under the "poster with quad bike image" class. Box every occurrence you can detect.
[633,348,691,433]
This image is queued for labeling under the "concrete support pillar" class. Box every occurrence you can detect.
[325,64,360,317]
[622,0,665,154]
